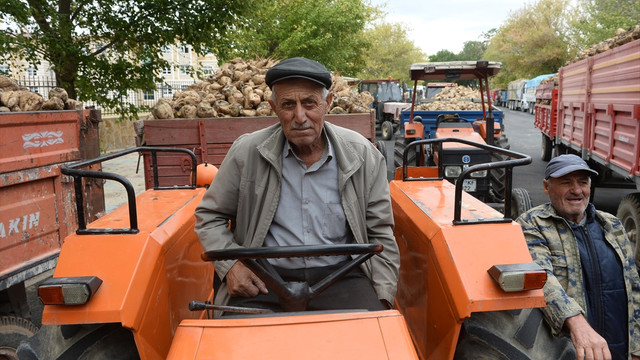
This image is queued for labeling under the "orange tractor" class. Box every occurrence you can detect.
[395,61,530,213]
[17,143,575,359]
[17,76,575,358]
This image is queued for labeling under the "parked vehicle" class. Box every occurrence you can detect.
[358,79,410,140]
[0,109,104,358]
[534,38,640,267]
[506,78,527,111]
[18,108,573,359]
[490,89,505,107]
[394,61,520,209]
[522,74,555,114]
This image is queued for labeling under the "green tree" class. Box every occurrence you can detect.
[569,0,640,48]
[483,0,571,87]
[458,41,487,61]
[0,0,244,116]
[355,22,426,82]
[428,49,459,62]
[226,0,375,76]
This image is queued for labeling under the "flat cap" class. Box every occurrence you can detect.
[265,57,332,89]
[545,154,598,179]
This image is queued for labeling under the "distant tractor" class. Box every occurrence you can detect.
[358,79,410,140]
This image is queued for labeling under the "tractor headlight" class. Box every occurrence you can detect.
[471,170,488,178]
[444,166,462,177]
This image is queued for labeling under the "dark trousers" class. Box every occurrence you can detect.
[226,261,384,314]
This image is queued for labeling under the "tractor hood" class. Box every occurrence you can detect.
[167,310,418,359]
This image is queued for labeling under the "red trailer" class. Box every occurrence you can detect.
[135,112,377,189]
[534,38,640,266]
[0,109,104,356]
[534,79,558,161]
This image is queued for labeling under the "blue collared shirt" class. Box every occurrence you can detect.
[263,131,352,268]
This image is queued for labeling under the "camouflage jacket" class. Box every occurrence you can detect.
[517,203,640,356]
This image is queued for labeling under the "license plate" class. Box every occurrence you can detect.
[462,179,476,192]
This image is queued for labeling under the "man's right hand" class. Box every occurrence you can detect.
[564,314,611,360]
[226,261,269,297]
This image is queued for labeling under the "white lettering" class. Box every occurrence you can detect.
[0,211,42,238]
[29,212,40,228]
[9,218,20,235]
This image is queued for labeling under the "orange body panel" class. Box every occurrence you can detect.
[436,127,486,146]
[41,188,213,360]
[404,122,425,139]
[389,179,545,360]
[167,311,419,360]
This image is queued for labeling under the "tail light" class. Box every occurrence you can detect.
[488,263,546,292]
[38,276,102,305]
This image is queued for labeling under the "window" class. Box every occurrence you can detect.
[162,67,172,75]
[27,66,37,77]
[179,45,190,54]
[162,85,173,96]
[0,65,9,75]
[161,45,172,54]
[143,91,155,100]
[181,84,189,91]
[202,65,213,74]
[179,65,189,75]
[29,86,39,93]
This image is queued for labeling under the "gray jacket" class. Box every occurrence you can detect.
[195,121,399,306]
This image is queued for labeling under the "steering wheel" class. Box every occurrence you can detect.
[202,244,382,312]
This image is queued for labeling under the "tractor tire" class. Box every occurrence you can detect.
[511,188,532,220]
[617,193,640,270]
[16,323,139,360]
[393,138,418,168]
[454,308,576,360]
[375,140,387,164]
[0,316,38,360]
[489,134,510,202]
[541,134,552,162]
[381,120,394,141]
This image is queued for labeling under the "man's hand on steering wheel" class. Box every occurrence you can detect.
[226,261,269,297]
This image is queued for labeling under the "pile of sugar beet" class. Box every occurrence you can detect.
[151,57,374,119]
[0,76,79,112]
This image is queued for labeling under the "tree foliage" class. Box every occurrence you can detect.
[483,0,571,87]
[458,41,487,61]
[226,0,375,76]
[568,0,640,48]
[0,0,244,117]
[355,22,426,82]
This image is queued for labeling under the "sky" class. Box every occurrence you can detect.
[368,0,532,56]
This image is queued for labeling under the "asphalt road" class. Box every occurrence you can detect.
[382,107,635,216]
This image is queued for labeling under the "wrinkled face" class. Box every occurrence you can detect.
[269,79,331,151]
[543,171,591,223]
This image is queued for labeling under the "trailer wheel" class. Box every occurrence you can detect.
[541,134,552,161]
[454,308,576,360]
[381,121,394,140]
[375,140,387,164]
[617,193,640,270]
[393,138,418,168]
[489,134,510,202]
[511,188,532,219]
[0,316,38,360]
[16,323,139,360]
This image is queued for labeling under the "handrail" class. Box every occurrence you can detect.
[62,147,197,235]
[401,138,531,224]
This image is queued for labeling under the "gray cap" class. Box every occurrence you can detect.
[544,154,598,179]
[265,57,332,89]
